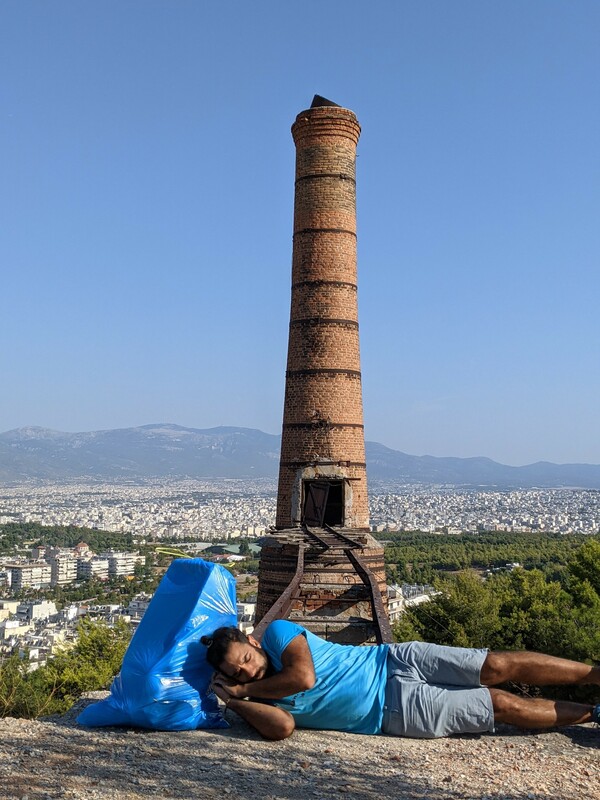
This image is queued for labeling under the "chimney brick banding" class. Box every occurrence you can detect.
[275,104,369,530]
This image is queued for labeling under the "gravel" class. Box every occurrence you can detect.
[0,693,597,800]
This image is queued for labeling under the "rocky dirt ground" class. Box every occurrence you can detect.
[1,694,597,800]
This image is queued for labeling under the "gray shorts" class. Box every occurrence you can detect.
[382,641,494,739]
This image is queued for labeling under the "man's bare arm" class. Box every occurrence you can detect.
[210,678,295,740]
[226,698,296,740]
[214,633,316,700]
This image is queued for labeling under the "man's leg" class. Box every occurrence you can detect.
[481,651,600,687]
[490,687,594,728]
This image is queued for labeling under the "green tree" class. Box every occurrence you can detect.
[407,570,502,648]
[0,618,131,719]
[568,539,600,595]
[392,614,423,644]
[238,539,252,557]
[494,569,581,656]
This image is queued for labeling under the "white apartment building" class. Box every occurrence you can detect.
[386,585,405,623]
[0,618,32,642]
[100,551,136,577]
[16,600,58,622]
[78,557,110,581]
[48,554,78,587]
[7,562,52,591]
[0,600,20,618]
[237,601,256,635]
[127,594,151,619]
[387,583,436,623]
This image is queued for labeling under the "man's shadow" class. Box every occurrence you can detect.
[490,721,598,749]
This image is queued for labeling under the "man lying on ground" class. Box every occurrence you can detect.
[202,620,600,740]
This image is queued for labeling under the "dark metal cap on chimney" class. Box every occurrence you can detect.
[310,94,341,108]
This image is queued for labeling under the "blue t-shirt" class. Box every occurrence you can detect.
[261,620,389,734]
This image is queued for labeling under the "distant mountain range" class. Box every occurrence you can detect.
[1,424,599,489]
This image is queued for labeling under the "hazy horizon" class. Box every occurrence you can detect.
[2,421,600,469]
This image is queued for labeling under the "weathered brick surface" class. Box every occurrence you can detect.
[287,318,360,372]
[292,233,357,283]
[256,532,387,644]
[290,284,359,323]
[276,103,369,530]
[279,427,366,463]
[260,103,386,645]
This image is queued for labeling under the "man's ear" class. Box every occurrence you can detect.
[248,634,261,648]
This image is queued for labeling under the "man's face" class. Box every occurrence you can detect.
[219,635,269,683]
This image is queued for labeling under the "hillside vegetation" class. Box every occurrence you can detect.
[392,536,600,703]
[0,618,131,718]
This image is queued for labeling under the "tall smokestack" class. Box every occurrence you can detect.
[275,96,369,531]
[256,97,388,645]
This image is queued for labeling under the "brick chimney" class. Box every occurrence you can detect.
[275,96,369,531]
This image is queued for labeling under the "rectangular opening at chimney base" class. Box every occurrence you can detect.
[302,480,344,527]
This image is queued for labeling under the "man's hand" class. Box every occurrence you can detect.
[210,673,249,700]
[209,672,295,741]
[209,675,232,703]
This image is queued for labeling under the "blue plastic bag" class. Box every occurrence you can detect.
[77,558,237,730]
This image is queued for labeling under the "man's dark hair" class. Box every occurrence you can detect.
[201,626,249,670]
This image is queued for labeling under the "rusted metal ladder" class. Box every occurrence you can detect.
[253,524,393,644]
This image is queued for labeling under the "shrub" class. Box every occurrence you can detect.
[0,618,131,719]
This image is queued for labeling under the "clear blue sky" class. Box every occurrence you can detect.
[2,1,599,466]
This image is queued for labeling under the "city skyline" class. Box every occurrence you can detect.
[2,479,599,538]
[2,2,599,467]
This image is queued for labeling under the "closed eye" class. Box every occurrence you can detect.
[233,655,250,678]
